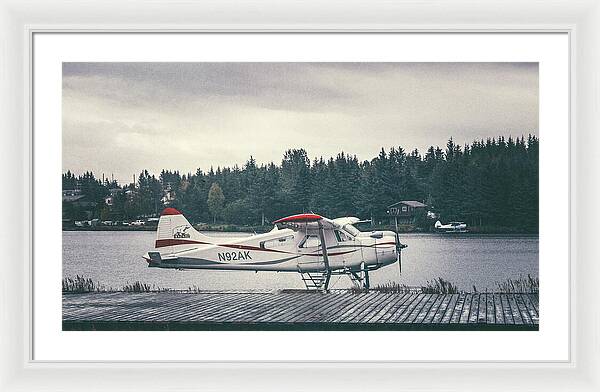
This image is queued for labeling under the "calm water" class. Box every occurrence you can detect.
[63,231,538,291]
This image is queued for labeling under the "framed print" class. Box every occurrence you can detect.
[1,0,599,391]
[36,32,562,361]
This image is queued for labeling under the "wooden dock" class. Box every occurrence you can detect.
[62,291,539,330]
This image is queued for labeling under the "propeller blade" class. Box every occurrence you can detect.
[399,247,402,274]
[392,217,406,277]
[396,231,402,275]
[394,227,407,276]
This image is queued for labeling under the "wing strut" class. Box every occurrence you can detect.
[317,221,332,290]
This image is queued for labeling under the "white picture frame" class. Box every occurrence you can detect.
[1,0,598,391]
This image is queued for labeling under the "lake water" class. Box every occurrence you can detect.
[63,231,538,291]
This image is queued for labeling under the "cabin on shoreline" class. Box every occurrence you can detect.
[387,200,428,224]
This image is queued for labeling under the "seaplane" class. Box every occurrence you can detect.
[143,208,407,290]
[434,220,468,233]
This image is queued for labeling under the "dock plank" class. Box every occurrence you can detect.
[522,294,539,324]
[422,294,445,324]
[440,294,459,323]
[373,293,415,323]
[478,293,489,324]
[355,293,396,323]
[409,294,435,323]
[514,294,533,325]
[450,293,466,324]
[288,292,346,323]
[394,294,428,323]
[459,294,473,324]
[337,292,381,323]
[507,295,524,325]
[486,294,495,324]
[468,294,480,323]
[493,294,505,324]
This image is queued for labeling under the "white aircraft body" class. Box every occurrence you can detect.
[434,220,468,233]
[143,208,406,289]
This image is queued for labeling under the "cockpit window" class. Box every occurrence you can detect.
[260,235,294,249]
[342,224,359,237]
[335,230,352,242]
[299,235,321,248]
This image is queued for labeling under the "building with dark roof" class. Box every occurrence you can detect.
[387,200,428,224]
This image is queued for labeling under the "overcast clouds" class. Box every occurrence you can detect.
[63,62,538,184]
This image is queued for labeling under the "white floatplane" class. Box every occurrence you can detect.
[434,220,468,233]
[143,208,407,290]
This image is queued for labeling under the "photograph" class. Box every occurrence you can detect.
[61,62,539,331]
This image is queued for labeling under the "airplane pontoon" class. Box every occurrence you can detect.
[143,208,407,290]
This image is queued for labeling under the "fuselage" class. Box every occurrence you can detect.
[144,212,399,273]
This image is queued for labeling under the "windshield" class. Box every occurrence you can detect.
[342,223,360,237]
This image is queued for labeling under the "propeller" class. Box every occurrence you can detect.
[393,217,407,276]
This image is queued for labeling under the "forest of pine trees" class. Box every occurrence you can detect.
[62,135,539,233]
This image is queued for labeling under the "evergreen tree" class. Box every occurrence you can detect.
[207,182,225,223]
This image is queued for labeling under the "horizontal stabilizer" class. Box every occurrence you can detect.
[148,252,162,262]
[146,251,162,266]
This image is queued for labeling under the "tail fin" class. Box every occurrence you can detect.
[434,220,442,228]
[155,208,212,252]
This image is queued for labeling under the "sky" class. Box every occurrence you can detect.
[63,62,538,184]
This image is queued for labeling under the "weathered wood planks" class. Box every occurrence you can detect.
[63,291,539,330]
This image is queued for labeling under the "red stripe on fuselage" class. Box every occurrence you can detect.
[372,242,396,246]
[155,239,291,254]
[155,239,209,248]
[304,249,358,257]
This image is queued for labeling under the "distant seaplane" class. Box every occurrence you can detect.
[434,220,468,233]
[143,208,407,290]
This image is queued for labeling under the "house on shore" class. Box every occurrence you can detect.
[387,200,428,224]
[104,188,123,206]
[62,189,98,221]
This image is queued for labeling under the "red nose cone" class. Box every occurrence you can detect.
[161,207,182,216]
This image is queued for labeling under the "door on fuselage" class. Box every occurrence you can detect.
[333,229,360,270]
[297,232,325,272]
[296,229,341,272]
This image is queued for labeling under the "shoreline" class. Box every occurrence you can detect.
[62,225,539,235]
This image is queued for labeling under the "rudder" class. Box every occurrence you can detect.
[155,208,212,252]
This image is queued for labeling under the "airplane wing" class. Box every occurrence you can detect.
[273,213,336,230]
[273,213,322,224]
[331,217,361,227]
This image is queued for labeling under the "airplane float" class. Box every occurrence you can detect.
[144,208,407,290]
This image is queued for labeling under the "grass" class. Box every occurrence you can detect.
[62,275,105,293]
[63,276,169,293]
[349,281,415,294]
[367,275,538,295]
[352,277,459,294]
[63,275,540,294]
[374,281,415,293]
[420,277,460,294]
[495,274,539,294]
[122,281,153,293]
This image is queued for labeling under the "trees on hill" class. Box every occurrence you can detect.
[62,135,539,232]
